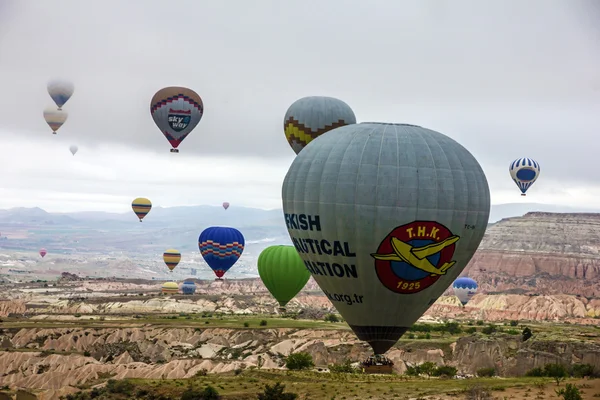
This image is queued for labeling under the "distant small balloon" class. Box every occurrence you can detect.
[452,277,478,306]
[161,281,179,294]
[222,202,230,210]
[163,249,181,272]
[39,248,47,258]
[47,79,74,110]
[69,145,78,156]
[181,279,197,295]
[43,107,68,134]
[509,158,540,196]
[131,198,152,222]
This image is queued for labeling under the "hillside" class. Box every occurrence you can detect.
[463,212,600,297]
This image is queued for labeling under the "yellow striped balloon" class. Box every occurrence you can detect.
[43,106,68,134]
[161,281,179,294]
[131,197,152,222]
[163,249,181,271]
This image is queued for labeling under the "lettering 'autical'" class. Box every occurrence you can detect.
[284,214,321,231]
[292,237,356,257]
[303,260,358,278]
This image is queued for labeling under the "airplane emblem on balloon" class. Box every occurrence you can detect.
[371,235,460,276]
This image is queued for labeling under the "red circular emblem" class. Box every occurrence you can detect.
[372,221,459,294]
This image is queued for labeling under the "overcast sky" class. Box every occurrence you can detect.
[0,0,598,213]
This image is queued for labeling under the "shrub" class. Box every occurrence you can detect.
[466,327,477,334]
[545,363,568,386]
[556,383,583,400]
[181,385,220,400]
[324,314,339,323]
[572,364,596,378]
[509,320,519,327]
[477,367,496,377]
[329,359,357,373]
[244,322,249,327]
[481,325,497,335]
[257,382,298,400]
[260,320,268,326]
[105,379,134,394]
[83,351,91,357]
[522,326,533,341]
[285,352,314,370]
[432,365,457,378]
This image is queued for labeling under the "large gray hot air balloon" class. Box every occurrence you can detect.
[283,96,356,155]
[281,122,490,355]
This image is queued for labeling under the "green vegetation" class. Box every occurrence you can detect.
[58,369,579,400]
[525,363,598,385]
[285,352,314,370]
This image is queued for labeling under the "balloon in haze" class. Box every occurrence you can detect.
[282,122,491,355]
[258,245,311,310]
[222,202,230,210]
[181,279,197,295]
[150,87,204,153]
[163,249,181,272]
[509,157,540,196]
[39,248,47,258]
[161,281,179,294]
[452,277,478,306]
[198,227,245,280]
[131,198,152,222]
[283,96,357,154]
[47,79,74,110]
[69,145,78,156]
[43,107,68,134]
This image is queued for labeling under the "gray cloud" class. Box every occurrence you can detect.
[0,0,598,210]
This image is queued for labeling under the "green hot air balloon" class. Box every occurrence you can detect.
[281,122,490,356]
[258,245,311,312]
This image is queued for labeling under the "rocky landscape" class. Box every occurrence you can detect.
[1,211,600,398]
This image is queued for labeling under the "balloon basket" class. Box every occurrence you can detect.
[277,307,286,313]
[52,132,57,134]
[170,148,179,153]
[521,194,526,196]
[215,278,223,281]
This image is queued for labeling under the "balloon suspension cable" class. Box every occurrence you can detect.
[170,148,179,153]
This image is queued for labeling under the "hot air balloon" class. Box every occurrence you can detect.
[47,79,74,110]
[181,279,197,295]
[43,107,68,134]
[281,122,490,355]
[509,158,540,196]
[150,87,204,153]
[161,281,179,294]
[69,145,78,156]
[163,249,181,272]
[283,96,357,155]
[222,202,230,210]
[198,226,245,280]
[39,248,47,258]
[131,198,152,222]
[258,245,311,311]
[452,277,478,306]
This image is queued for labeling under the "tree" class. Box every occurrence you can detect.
[285,352,314,370]
[257,382,298,400]
[522,326,533,342]
[556,384,582,400]
[432,365,458,378]
[181,385,221,400]
[419,362,437,379]
[544,363,568,386]
[257,355,264,370]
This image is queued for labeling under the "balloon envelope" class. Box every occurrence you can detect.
[281,122,490,355]
[69,145,78,155]
[258,245,311,307]
[131,198,152,222]
[452,277,478,306]
[163,249,181,271]
[43,107,68,134]
[181,279,197,294]
[284,96,356,155]
[150,87,204,152]
[39,248,47,258]
[222,202,230,210]
[161,281,179,294]
[509,158,540,196]
[47,79,74,109]
[198,227,245,278]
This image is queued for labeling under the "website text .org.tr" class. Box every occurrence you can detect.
[322,289,364,305]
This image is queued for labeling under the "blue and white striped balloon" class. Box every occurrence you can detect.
[509,157,540,196]
[47,79,74,110]
[452,277,478,306]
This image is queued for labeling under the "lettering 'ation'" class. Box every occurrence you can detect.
[285,214,321,231]
[303,261,357,278]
